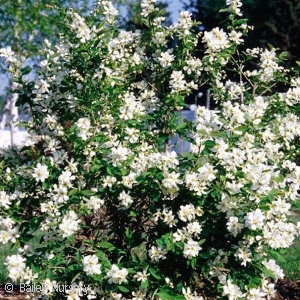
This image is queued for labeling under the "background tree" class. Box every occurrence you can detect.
[183,0,300,66]
[0,0,90,57]
[0,0,90,145]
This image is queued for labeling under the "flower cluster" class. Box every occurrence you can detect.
[0,0,300,299]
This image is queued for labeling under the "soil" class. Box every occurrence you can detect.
[273,279,300,300]
[0,279,300,299]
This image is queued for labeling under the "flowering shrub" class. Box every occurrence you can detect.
[1,0,300,299]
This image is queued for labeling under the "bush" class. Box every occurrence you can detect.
[0,0,300,299]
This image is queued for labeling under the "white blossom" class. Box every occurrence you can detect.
[82,254,101,276]
[106,264,128,285]
[32,163,50,183]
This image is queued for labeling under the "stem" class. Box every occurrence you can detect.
[151,289,159,300]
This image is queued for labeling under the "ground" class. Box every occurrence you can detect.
[0,279,300,299]
[274,278,300,300]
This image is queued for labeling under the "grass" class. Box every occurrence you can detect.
[0,242,15,283]
[278,206,300,281]
[0,229,43,284]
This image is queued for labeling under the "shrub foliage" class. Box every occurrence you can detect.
[0,1,300,299]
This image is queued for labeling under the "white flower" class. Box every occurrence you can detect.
[132,290,146,300]
[66,289,81,300]
[42,279,57,296]
[182,287,204,300]
[246,287,266,300]
[148,246,167,262]
[106,264,128,285]
[169,70,186,93]
[84,196,104,212]
[0,227,19,244]
[178,204,196,222]
[141,0,157,17]
[110,144,132,166]
[261,279,277,300]
[122,172,137,188]
[226,0,243,16]
[227,216,244,237]
[0,216,15,229]
[162,208,178,227]
[269,198,291,216]
[186,221,202,236]
[68,12,92,43]
[245,209,265,230]
[58,170,76,187]
[263,220,296,248]
[229,30,243,44]
[118,190,133,207]
[0,191,11,209]
[262,259,284,281]
[5,254,26,282]
[33,79,50,94]
[134,270,149,282]
[103,176,117,187]
[172,11,193,35]
[222,279,245,300]
[82,254,101,276]
[152,31,166,44]
[202,28,229,52]
[158,51,175,68]
[32,163,50,183]
[76,117,91,140]
[22,267,38,284]
[183,239,202,259]
[173,229,188,242]
[235,247,252,266]
[177,11,193,29]
[59,210,80,238]
[102,1,119,22]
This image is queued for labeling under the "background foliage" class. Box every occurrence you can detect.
[183,0,300,66]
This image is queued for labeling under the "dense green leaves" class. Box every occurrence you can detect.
[0,1,300,299]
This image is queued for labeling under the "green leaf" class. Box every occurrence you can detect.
[219,8,229,13]
[190,257,197,268]
[118,286,129,293]
[262,267,277,280]
[21,66,32,75]
[66,264,81,272]
[149,267,161,280]
[176,122,186,131]
[267,189,279,201]
[157,290,185,300]
[233,125,248,132]
[204,140,215,148]
[140,280,149,289]
[279,51,289,60]
[16,94,32,106]
[199,252,211,259]
[199,239,206,246]
[130,242,147,262]
[106,165,115,176]
[68,189,78,196]
[80,189,95,196]
[98,241,116,250]
[76,250,82,261]
[266,249,286,263]
[47,269,53,279]
[211,131,227,138]
[71,272,82,283]
[29,217,42,232]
